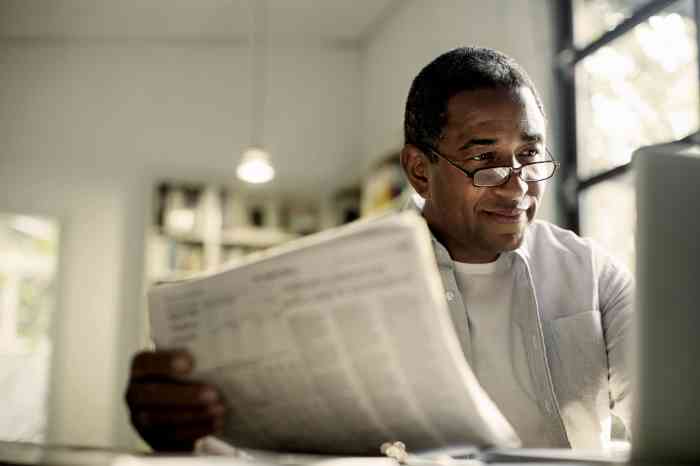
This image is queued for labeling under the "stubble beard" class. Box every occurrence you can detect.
[476,208,534,256]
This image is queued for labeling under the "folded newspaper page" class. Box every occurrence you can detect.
[149,211,520,455]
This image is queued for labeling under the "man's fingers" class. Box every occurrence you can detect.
[126,382,220,407]
[168,420,224,443]
[130,349,193,379]
[133,404,226,428]
[126,349,225,452]
[138,418,224,452]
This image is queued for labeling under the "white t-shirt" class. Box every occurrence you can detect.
[454,253,556,447]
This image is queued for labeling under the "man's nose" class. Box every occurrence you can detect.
[499,166,529,197]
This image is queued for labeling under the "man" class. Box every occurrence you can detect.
[126,46,633,451]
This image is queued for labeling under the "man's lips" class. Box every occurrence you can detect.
[482,208,527,223]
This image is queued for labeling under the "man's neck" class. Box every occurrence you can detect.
[428,227,500,264]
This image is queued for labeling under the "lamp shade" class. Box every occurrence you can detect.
[236,147,275,184]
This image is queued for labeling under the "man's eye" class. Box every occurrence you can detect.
[470,153,496,162]
[520,149,541,158]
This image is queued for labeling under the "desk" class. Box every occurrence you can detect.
[0,441,135,466]
[0,441,687,466]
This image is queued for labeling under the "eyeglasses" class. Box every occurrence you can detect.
[425,146,560,188]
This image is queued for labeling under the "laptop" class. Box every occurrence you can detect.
[631,135,700,463]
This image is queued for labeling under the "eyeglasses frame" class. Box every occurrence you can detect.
[422,145,560,188]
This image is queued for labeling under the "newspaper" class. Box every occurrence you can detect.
[149,211,520,455]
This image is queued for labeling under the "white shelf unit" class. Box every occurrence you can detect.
[147,183,308,283]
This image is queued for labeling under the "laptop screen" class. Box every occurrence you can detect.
[633,138,700,463]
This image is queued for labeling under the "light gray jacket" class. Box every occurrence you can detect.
[430,219,634,449]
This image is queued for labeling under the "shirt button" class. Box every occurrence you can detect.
[445,291,455,301]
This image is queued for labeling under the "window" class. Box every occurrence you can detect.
[0,214,60,442]
[559,0,699,271]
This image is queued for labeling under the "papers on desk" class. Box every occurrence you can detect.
[149,211,520,455]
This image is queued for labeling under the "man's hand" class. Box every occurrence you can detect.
[125,349,226,452]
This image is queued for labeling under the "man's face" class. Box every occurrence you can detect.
[417,86,547,263]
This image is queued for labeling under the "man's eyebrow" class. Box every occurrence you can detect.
[458,133,543,150]
[459,138,498,150]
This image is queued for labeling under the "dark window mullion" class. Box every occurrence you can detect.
[554,0,580,232]
[577,163,632,193]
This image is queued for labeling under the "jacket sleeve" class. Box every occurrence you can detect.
[597,251,635,439]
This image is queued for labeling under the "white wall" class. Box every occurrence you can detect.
[0,40,361,448]
[362,0,559,222]
[1,41,362,195]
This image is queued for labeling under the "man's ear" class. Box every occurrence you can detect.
[400,144,432,200]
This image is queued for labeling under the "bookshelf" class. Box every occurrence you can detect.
[147,182,304,282]
[146,162,408,283]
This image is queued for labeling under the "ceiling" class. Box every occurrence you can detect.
[0,0,403,199]
[0,0,398,43]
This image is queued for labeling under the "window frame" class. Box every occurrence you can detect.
[555,0,700,232]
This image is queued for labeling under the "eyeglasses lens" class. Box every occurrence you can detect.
[475,162,555,187]
[523,162,552,180]
[475,167,510,186]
